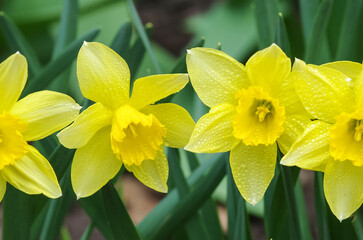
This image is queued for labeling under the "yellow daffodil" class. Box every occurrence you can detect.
[281,59,363,221]
[0,53,81,201]
[57,42,195,198]
[185,44,310,205]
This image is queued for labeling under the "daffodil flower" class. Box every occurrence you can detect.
[0,53,81,201]
[281,59,363,221]
[57,42,195,198]
[185,44,310,204]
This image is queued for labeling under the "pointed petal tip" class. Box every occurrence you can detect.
[83,41,88,46]
[16,51,21,55]
[186,49,191,54]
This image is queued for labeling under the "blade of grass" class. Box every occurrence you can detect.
[168,148,211,240]
[138,153,227,240]
[253,0,279,48]
[101,183,142,240]
[127,0,161,73]
[23,28,100,95]
[111,21,133,58]
[305,0,333,63]
[335,0,363,60]
[0,11,42,74]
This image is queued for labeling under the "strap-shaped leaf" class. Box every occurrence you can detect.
[0,11,42,74]
[23,28,100,95]
[138,153,227,240]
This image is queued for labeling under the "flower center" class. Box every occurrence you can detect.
[110,105,166,166]
[232,86,285,146]
[329,108,363,166]
[0,111,28,169]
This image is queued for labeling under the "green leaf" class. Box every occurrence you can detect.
[0,11,42,74]
[305,0,333,63]
[80,221,95,240]
[167,148,211,240]
[253,0,279,48]
[171,37,205,74]
[138,153,227,240]
[186,152,224,240]
[335,0,363,60]
[264,156,300,239]
[275,12,291,57]
[279,164,303,240]
[52,0,78,58]
[314,171,330,240]
[299,0,319,44]
[79,191,115,240]
[101,183,142,240]
[295,178,313,240]
[2,185,32,240]
[49,0,79,92]
[39,167,75,240]
[227,161,251,240]
[111,21,132,58]
[127,0,161,73]
[126,23,153,83]
[352,207,363,240]
[23,28,100,95]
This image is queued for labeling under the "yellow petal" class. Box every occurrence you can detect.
[246,44,291,97]
[281,121,332,172]
[141,103,195,148]
[186,47,249,108]
[57,102,112,149]
[354,68,363,107]
[291,59,354,123]
[71,127,122,198]
[0,52,27,111]
[1,145,61,198]
[125,148,168,193]
[77,42,130,109]
[278,115,310,155]
[10,90,81,141]
[0,176,6,202]
[324,160,363,221]
[230,142,277,205]
[185,103,240,153]
[279,72,310,117]
[130,74,189,110]
[323,61,362,80]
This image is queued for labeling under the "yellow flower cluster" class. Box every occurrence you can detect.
[1,42,362,222]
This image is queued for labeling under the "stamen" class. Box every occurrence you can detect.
[354,120,363,141]
[255,106,270,122]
